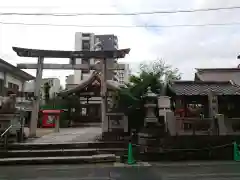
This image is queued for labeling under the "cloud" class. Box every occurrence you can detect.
[115,0,240,79]
[1,0,240,84]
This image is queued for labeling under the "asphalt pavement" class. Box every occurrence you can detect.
[1,162,240,180]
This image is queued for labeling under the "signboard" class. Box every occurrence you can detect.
[47,115,56,124]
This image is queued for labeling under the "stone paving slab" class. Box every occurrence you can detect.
[25,127,101,144]
[24,128,54,138]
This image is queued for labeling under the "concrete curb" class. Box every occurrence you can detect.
[0,154,117,166]
[0,148,127,158]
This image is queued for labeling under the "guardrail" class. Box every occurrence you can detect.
[0,125,13,150]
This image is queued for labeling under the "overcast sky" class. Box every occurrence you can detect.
[1,0,240,85]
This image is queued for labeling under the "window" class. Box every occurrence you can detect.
[8,82,19,90]
[82,33,90,37]
[82,40,90,50]
[7,82,19,95]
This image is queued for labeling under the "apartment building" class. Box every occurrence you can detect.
[115,63,131,85]
[73,32,119,85]
[95,34,118,80]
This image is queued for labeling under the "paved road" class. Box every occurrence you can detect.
[1,162,240,179]
[151,162,240,179]
[26,127,101,143]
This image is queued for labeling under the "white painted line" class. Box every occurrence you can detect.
[166,173,240,178]
[114,162,151,167]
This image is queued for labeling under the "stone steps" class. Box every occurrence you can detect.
[0,141,127,165]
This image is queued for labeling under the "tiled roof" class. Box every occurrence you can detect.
[167,81,240,95]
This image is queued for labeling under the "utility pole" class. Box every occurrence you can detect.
[30,56,43,137]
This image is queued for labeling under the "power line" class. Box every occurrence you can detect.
[1,6,240,16]
[0,6,58,9]
[1,21,240,28]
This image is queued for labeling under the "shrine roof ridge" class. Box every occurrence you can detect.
[12,46,130,59]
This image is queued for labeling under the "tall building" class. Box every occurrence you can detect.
[115,63,131,85]
[24,78,61,99]
[73,32,119,85]
[65,74,76,89]
[95,34,118,80]
[74,32,95,84]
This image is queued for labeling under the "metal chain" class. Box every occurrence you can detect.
[131,142,234,152]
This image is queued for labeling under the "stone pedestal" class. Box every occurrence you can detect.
[101,113,129,141]
[166,111,177,135]
[216,114,227,135]
[158,96,171,132]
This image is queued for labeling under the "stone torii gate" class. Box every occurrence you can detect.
[12,47,130,137]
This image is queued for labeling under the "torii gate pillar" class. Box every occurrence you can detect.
[29,57,43,137]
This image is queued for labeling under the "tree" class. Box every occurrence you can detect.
[114,59,181,130]
[127,59,181,95]
[139,59,181,82]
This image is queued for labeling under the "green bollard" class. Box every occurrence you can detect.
[127,142,136,165]
[233,142,240,161]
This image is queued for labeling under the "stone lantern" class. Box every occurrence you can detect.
[138,87,164,152]
[143,87,158,126]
